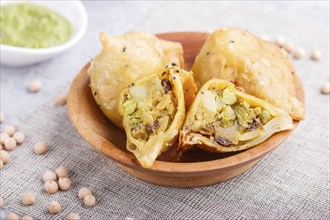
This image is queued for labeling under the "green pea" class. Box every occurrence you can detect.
[220,106,236,128]
[221,88,237,105]
[235,106,249,127]
[253,107,262,115]
[123,99,137,115]
[260,110,272,124]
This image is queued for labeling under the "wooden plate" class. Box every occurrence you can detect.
[67,32,305,187]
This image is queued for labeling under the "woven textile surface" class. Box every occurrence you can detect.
[1,2,329,220]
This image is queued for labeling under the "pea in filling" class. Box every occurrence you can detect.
[190,87,272,146]
[122,74,177,143]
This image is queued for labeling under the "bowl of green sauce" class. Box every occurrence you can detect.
[0,0,87,67]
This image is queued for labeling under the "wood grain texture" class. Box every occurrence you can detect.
[67,32,305,187]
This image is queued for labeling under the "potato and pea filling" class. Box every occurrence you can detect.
[191,87,272,146]
[122,75,177,142]
[180,79,294,152]
[120,65,191,168]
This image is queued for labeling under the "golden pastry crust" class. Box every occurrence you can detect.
[89,32,184,129]
[192,27,304,120]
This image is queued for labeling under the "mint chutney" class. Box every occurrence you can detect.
[0,3,72,48]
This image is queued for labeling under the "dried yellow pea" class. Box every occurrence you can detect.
[4,125,16,136]
[44,180,58,194]
[21,192,36,206]
[13,132,25,144]
[0,150,10,164]
[84,194,96,208]
[22,215,33,220]
[58,177,72,191]
[0,112,4,123]
[67,212,81,220]
[6,213,19,220]
[55,166,68,178]
[78,187,92,200]
[4,137,17,151]
[28,80,42,93]
[43,170,57,182]
[34,141,47,154]
[48,201,61,214]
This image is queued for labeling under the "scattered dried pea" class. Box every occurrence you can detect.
[310,50,322,61]
[21,192,36,206]
[0,133,9,145]
[292,47,305,59]
[43,170,57,182]
[283,42,294,53]
[260,35,270,41]
[44,180,58,194]
[58,177,72,191]
[0,150,10,164]
[28,80,42,93]
[55,166,68,178]
[275,36,286,47]
[78,187,92,200]
[6,213,19,220]
[22,216,33,220]
[56,95,67,106]
[48,201,61,214]
[321,82,330,95]
[4,125,16,136]
[0,112,4,123]
[4,137,17,151]
[34,141,47,154]
[67,212,81,220]
[84,194,96,208]
[13,132,25,144]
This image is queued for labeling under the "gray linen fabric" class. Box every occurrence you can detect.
[0,91,329,219]
[1,2,329,220]
[0,95,329,220]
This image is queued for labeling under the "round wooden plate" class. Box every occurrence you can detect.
[67,32,305,187]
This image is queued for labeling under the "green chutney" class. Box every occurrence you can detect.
[0,3,72,48]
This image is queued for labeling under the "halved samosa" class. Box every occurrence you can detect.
[179,79,294,153]
[89,32,184,129]
[191,27,304,120]
[119,65,196,168]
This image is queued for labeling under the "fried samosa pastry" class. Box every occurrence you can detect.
[119,65,196,168]
[89,32,184,129]
[191,27,304,120]
[179,79,294,153]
